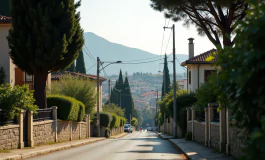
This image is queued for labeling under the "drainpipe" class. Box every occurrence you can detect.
[197,64,201,89]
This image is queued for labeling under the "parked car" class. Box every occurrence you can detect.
[124,125,132,133]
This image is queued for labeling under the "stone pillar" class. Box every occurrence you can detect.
[19,110,24,149]
[219,108,227,152]
[52,106,58,142]
[226,108,231,155]
[208,103,214,148]
[70,121,73,141]
[204,107,209,147]
[191,107,195,141]
[86,114,90,138]
[28,111,34,147]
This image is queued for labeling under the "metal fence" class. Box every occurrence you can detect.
[0,109,16,125]
[33,108,53,121]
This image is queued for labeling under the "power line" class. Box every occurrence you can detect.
[86,63,96,72]
[119,58,164,64]
[164,29,172,54]
[121,55,165,62]
[84,44,95,60]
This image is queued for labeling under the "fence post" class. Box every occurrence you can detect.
[19,110,24,149]
[204,107,209,147]
[28,111,34,147]
[52,106,58,142]
[226,108,231,155]
[86,114,90,138]
[219,107,226,152]
[191,107,195,141]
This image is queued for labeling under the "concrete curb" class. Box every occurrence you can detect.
[109,132,129,139]
[0,138,106,160]
[168,139,195,160]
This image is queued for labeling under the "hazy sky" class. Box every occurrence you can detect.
[77,0,215,56]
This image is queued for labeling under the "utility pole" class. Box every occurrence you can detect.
[163,71,166,133]
[108,79,111,110]
[97,57,100,137]
[172,24,177,138]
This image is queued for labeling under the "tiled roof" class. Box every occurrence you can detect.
[181,49,217,66]
[0,15,12,24]
[51,71,107,82]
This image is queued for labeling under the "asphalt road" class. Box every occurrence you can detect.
[27,131,186,160]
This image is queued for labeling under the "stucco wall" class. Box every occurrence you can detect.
[0,124,20,150]
[33,120,56,145]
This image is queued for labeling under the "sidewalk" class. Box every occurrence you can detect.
[158,133,234,160]
[0,132,128,160]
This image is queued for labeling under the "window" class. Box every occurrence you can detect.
[189,71,191,84]
[204,70,215,82]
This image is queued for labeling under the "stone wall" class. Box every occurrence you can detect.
[187,121,192,133]
[193,121,205,145]
[81,123,87,139]
[57,120,71,141]
[0,125,19,150]
[33,120,56,145]
[230,126,242,158]
[210,122,220,149]
[72,122,79,140]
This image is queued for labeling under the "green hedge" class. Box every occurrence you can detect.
[77,100,85,122]
[93,112,113,127]
[47,95,80,122]
[120,117,126,127]
[110,113,120,129]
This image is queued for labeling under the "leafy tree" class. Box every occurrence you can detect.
[0,67,5,84]
[76,50,86,73]
[66,62,76,72]
[131,117,138,127]
[103,103,125,117]
[213,1,265,159]
[150,0,251,49]
[162,54,170,98]
[7,0,84,109]
[47,74,96,115]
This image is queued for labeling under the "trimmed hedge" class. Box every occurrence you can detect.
[120,117,126,127]
[47,95,80,122]
[93,112,113,127]
[110,113,120,129]
[77,100,85,122]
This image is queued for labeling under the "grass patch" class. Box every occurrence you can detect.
[0,150,11,153]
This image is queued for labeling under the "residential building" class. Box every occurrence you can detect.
[177,79,187,90]
[141,91,161,107]
[0,14,51,88]
[51,71,107,111]
[181,38,217,92]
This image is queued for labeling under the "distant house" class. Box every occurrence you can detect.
[181,38,217,92]
[51,71,107,111]
[0,15,51,89]
[134,100,148,110]
[141,91,161,107]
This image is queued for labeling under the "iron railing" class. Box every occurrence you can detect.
[33,108,53,121]
[0,109,17,125]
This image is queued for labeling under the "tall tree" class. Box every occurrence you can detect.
[8,0,84,109]
[76,50,86,73]
[66,62,76,72]
[162,54,170,98]
[122,76,133,121]
[150,0,250,49]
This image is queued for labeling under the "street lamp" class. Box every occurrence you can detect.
[97,57,121,137]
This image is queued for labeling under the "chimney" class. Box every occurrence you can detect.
[188,38,194,59]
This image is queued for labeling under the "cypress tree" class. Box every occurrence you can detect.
[162,54,170,98]
[122,76,133,121]
[76,50,86,73]
[7,0,84,109]
[66,62,76,72]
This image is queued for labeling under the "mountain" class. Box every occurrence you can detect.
[83,32,188,75]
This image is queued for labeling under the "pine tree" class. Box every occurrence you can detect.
[76,50,86,73]
[162,54,170,98]
[7,0,84,109]
[66,62,76,72]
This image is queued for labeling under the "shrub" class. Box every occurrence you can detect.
[0,67,5,84]
[185,132,192,141]
[131,117,138,127]
[120,117,126,126]
[0,84,38,123]
[47,74,96,115]
[103,103,125,117]
[47,95,80,122]
[110,113,120,129]
[93,112,113,127]
[105,127,111,138]
[76,100,85,122]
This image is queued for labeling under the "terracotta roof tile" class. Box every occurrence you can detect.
[51,71,107,82]
[181,49,217,66]
[0,15,12,24]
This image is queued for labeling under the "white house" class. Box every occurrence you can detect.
[181,38,217,92]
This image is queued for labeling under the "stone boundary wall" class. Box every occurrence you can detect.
[230,126,243,158]
[210,122,220,149]
[187,121,192,133]
[57,120,71,141]
[110,126,123,135]
[33,120,55,145]
[193,121,205,145]
[0,124,20,150]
